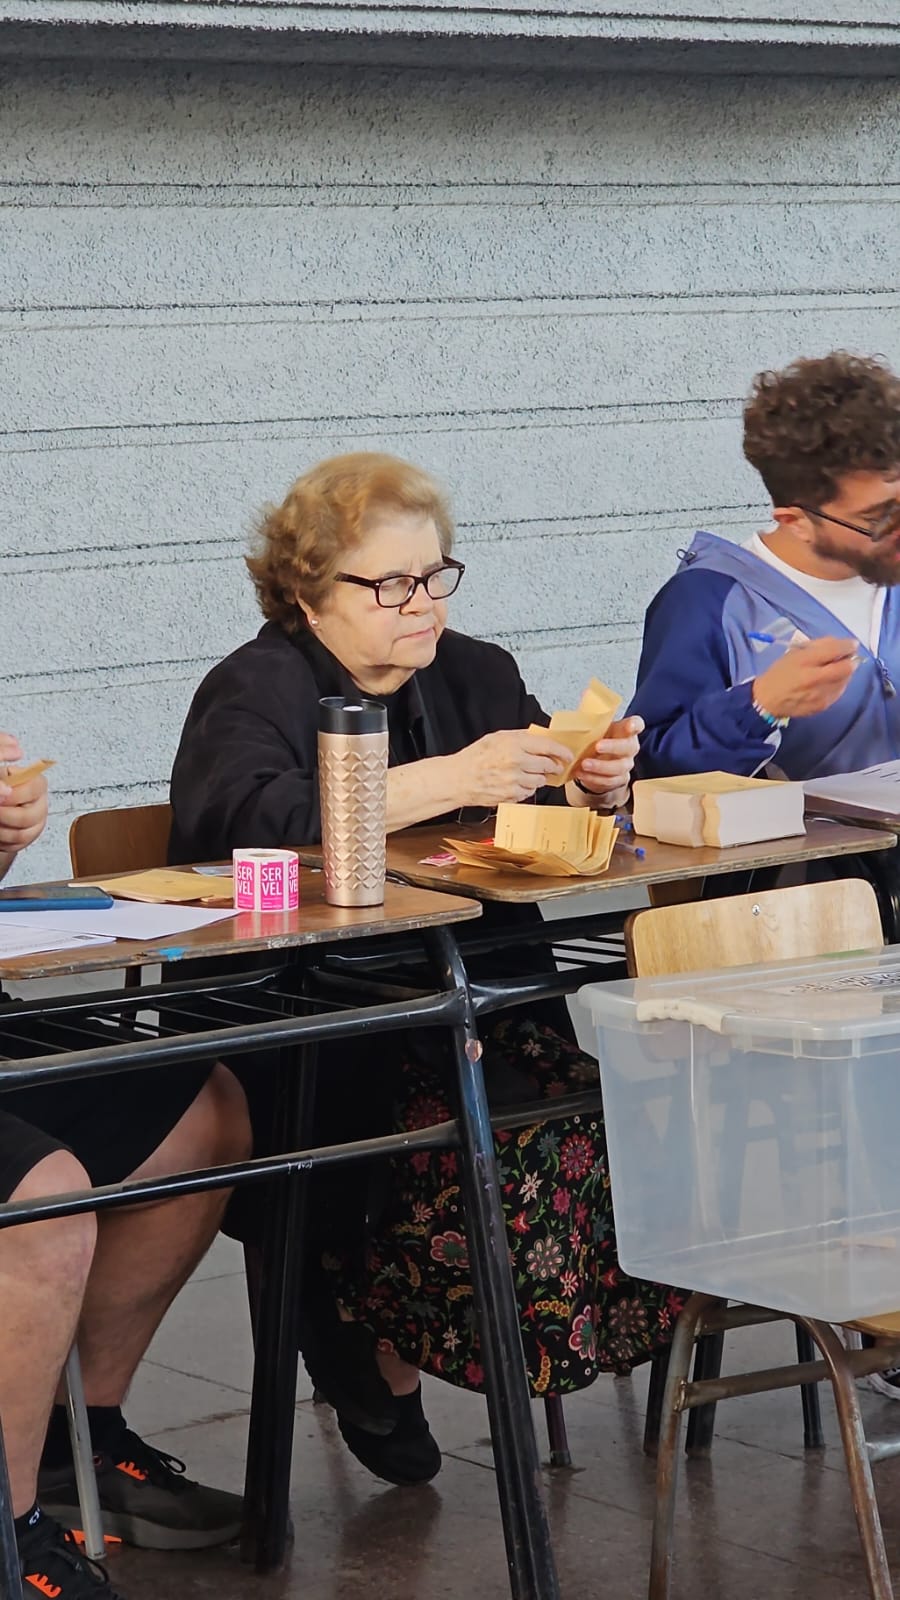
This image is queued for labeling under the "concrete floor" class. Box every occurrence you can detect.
[101,1234,900,1600]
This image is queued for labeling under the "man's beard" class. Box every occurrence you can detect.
[813,527,900,587]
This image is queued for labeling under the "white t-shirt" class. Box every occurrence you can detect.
[746,532,885,655]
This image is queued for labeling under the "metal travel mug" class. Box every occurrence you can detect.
[318,696,389,907]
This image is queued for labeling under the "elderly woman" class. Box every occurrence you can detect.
[170,453,682,1485]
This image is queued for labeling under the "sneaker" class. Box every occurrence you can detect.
[18,1511,125,1598]
[39,1427,242,1551]
[867,1366,900,1400]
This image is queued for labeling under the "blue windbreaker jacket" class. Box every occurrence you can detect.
[628,531,900,781]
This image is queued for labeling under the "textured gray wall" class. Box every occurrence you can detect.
[3,58,900,876]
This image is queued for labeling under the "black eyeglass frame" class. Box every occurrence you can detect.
[335,557,466,609]
[796,503,900,544]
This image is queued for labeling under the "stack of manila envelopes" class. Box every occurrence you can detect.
[445,802,618,878]
[632,772,806,849]
[89,869,235,904]
[529,678,622,787]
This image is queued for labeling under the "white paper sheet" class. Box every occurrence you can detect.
[5,903,238,942]
[804,761,900,814]
[0,923,114,959]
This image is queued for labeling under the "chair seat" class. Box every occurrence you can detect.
[849,1311,900,1337]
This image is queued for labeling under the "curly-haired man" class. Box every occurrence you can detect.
[629,351,900,781]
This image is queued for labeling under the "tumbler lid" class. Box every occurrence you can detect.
[318,695,387,734]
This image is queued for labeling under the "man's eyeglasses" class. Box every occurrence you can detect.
[336,559,466,609]
[797,503,900,543]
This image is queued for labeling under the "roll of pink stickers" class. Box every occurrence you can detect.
[232,849,300,913]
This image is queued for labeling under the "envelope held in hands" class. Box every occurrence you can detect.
[528,678,622,787]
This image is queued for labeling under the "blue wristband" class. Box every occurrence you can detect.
[751,696,791,730]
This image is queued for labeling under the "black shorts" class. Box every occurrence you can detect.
[0,1063,213,1204]
[0,1111,63,1202]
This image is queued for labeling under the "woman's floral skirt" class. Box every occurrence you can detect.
[324,1014,684,1396]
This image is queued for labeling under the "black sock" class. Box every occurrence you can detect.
[85,1405,125,1454]
[41,1403,125,1470]
[14,1503,42,1538]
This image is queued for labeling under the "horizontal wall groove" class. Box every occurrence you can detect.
[7,283,900,317]
[2,2,900,39]
[5,286,896,316]
[0,403,754,461]
[6,288,900,335]
[42,781,170,804]
[0,504,764,568]
[499,623,644,648]
[0,630,651,691]
[2,657,222,694]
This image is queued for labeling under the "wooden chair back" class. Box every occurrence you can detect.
[69,802,173,880]
[625,877,883,980]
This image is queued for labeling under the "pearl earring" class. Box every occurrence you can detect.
[309,616,320,628]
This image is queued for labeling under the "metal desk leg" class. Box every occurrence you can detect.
[685,1331,724,1456]
[853,848,900,945]
[63,1350,105,1560]
[795,1325,825,1450]
[241,1040,317,1574]
[425,925,560,1600]
[0,1414,23,1600]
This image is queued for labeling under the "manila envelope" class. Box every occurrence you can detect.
[4,759,54,788]
[445,807,618,879]
[528,678,622,787]
[91,868,235,904]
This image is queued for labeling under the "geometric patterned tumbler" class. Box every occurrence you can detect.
[318,695,388,906]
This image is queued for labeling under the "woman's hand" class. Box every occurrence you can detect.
[569,716,643,809]
[450,729,576,807]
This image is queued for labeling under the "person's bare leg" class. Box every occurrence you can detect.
[75,1064,251,1407]
[0,1152,96,1514]
[375,1347,421,1396]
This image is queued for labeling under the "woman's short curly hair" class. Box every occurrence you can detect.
[743,351,900,507]
[247,452,455,633]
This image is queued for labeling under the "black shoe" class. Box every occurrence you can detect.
[300,1308,397,1437]
[39,1427,242,1551]
[337,1387,442,1486]
[19,1512,125,1598]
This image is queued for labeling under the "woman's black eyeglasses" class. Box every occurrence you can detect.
[336,558,466,609]
[797,503,900,543]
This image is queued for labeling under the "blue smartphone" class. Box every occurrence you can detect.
[0,884,115,912]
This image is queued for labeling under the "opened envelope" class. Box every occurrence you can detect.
[529,678,622,788]
[446,803,618,879]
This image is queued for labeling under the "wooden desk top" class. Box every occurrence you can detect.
[349,818,896,904]
[0,868,481,981]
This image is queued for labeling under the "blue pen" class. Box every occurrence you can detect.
[748,630,812,651]
[615,839,646,860]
